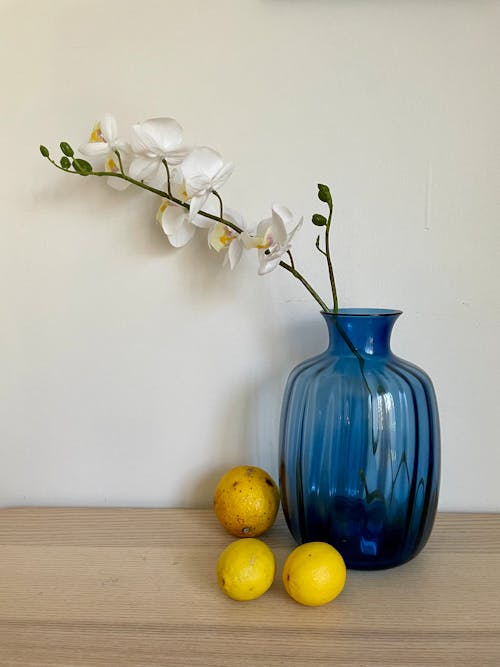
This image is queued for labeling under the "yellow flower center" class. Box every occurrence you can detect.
[89,123,105,143]
[219,229,234,247]
[106,156,118,172]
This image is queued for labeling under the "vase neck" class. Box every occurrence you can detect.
[322,309,402,357]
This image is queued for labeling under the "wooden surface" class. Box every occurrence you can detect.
[0,509,499,667]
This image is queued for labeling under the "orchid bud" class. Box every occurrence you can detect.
[312,213,327,226]
[317,184,332,208]
[72,158,92,174]
[60,142,74,157]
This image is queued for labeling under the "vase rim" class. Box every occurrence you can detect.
[321,308,403,317]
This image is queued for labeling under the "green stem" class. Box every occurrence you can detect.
[47,157,243,235]
[212,190,224,222]
[114,150,125,175]
[279,260,329,311]
[162,159,172,197]
[46,155,332,313]
[325,203,338,312]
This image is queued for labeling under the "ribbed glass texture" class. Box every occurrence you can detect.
[279,309,440,569]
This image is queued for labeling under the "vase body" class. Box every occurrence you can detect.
[279,309,440,570]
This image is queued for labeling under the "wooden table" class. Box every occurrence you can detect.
[0,509,499,666]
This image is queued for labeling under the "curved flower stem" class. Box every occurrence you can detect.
[46,157,243,235]
[279,260,329,311]
[161,158,172,197]
[114,150,125,175]
[286,250,295,270]
[45,156,331,312]
[325,203,338,312]
[212,190,224,222]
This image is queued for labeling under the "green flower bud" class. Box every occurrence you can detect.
[39,145,50,158]
[60,142,74,157]
[72,158,92,175]
[312,213,327,226]
[60,156,71,170]
[317,183,332,207]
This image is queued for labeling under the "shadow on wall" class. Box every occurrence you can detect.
[183,315,327,507]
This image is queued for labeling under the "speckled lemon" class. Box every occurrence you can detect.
[216,538,276,601]
[213,465,280,538]
[282,542,347,606]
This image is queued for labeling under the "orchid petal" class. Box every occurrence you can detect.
[128,155,161,182]
[168,219,196,247]
[100,113,118,143]
[164,146,191,166]
[131,117,183,156]
[256,217,273,239]
[191,212,212,229]
[272,203,294,228]
[185,174,211,197]
[258,254,281,275]
[78,141,109,157]
[228,238,244,269]
[182,146,222,178]
[107,175,129,191]
[269,211,288,246]
[191,197,218,229]
[288,216,304,243]
[189,193,209,220]
[160,204,195,248]
[208,222,226,251]
[212,161,234,191]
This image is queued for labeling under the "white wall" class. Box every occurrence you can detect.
[0,0,498,511]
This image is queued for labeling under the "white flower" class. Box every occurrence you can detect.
[129,117,189,185]
[156,201,195,248]
[181,147,233,220]
[156,180,212,248]
[79,113,127,157]
[246,204,303,275]
[78,113,129,191]
[208,209,246,269]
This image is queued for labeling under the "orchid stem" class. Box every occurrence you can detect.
[212,190,224,222]
[325,202,338,312]
[46,157,243,235]
[44,153,332,312]
[114,150,125,175]
[162,159,172,197]
[279,260,329,311]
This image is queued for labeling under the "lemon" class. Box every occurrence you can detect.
[213,465,280,538]
[217,538,276,601]
[282,542,347,606]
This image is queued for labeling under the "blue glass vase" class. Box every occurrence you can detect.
[279,309,440,569]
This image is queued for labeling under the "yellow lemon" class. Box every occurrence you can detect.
[217,538,276,601]
[282,542,347,606]
[213,465,280,538]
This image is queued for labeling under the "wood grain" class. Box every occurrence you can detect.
[0,509,499,666]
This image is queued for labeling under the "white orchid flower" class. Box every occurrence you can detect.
[156,178,212,248]
[246,204,303,275]
[129,118,189,186]
[79,113,127,158]
[78,113,130,190]
[208,209,246,269]
[181,147,233,220]
[156,201,196,248]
